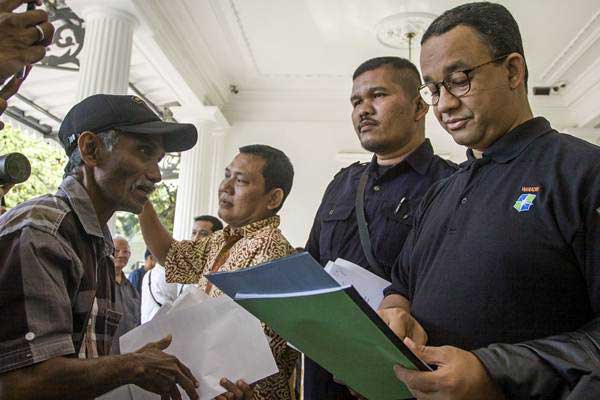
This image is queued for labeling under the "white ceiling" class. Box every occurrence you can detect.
[131,0,598,149]
[132,0,600,133]
[192,0,600,85]
[156,1,597,91]
[7,0,600,147]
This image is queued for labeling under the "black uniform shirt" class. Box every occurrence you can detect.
[387,117,600,350]
[304,139,456,400]
[306,139,457,279]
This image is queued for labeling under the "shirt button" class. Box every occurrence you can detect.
[328,209,335,215]
[373,185,381,192]
[25,332,36,341]
[461,197,468,204]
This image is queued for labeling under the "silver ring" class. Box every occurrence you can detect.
[34,24,45,43]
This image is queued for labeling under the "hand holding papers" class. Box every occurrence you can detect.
[98,287,278,400]
[207,253,432,400]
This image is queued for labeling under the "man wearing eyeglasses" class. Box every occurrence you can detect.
[380,2,600,399]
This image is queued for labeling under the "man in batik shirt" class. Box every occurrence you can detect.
[140,144,297,400]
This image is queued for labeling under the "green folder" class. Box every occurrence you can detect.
[235,285,431,400]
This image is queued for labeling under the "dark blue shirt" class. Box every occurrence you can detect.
[304,139,456,400]
[387,118,600,352]
[306,139,457,277]
[128,267,146,294]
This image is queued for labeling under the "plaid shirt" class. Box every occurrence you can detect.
[0,176,119,374]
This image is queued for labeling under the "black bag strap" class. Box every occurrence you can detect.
[148,269,163,307]
[355,168,387,279]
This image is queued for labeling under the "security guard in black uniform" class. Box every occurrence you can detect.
[304,56,457,400]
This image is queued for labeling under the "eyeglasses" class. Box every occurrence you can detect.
[418,55,509,106]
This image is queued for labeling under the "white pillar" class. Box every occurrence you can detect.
[171,107,229,240]
[73,2,136,99]
[69,1,136,234]
[208,129,226,216]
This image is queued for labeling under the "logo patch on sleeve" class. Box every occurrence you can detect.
[514,193,537,212]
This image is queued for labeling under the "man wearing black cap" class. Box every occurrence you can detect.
[0,94,201,399]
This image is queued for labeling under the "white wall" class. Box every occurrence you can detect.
[222,114,466,247]
[223,120,351,247]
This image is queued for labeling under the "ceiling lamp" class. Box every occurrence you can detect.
[375,12,437,60]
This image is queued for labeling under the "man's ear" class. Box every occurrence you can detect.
[505,52,526,90]
[266,188,285,212]
[78,131,103,167]
[414,96,429,122]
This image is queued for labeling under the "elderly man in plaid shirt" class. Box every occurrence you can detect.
[0,94,200,399]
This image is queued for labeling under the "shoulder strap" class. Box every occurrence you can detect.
[355,169,386,279]
[148,270,163,307]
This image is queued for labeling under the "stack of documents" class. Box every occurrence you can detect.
[97,287,278,400]
[207,253,431,400]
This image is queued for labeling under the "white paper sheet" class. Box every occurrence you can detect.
[96,385,135,400]
[98,288,278,400]
[324,258,391,310]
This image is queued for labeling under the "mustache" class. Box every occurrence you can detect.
[441,112,474,124]
[358,118,378,129]
[132,179,156,194]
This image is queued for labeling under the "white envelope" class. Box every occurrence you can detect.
[98,288,278,400]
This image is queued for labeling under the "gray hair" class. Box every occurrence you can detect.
[63,130,121,178]
[112,235,129,245]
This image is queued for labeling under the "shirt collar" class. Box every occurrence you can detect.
[222,215,280,238]
[466,117,553,164]
[366,139,435,177]
[57,176,114,255]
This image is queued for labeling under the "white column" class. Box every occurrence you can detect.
[171,107,230,241]
[70,1,136,234]
[73,2,136,99]
[207,129,226,216]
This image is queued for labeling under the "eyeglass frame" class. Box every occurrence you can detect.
[418,54,509,106]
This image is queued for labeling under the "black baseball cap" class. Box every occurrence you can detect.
[58,94,198,155]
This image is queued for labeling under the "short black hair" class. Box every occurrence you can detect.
[194,215,223,232]
[144,249,152,260]
[352,57,422,97]
[238,144,294,213]
[421,2,528,87]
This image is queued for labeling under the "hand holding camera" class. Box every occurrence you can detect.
[0,0,55,128]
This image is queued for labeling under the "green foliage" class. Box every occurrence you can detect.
[0,124,178,239]
[0,125,66,207]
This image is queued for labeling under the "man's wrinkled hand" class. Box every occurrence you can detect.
[392,338,506,400]
[377,307,428,346]
[214,378,254,400]
[131,335,200,400]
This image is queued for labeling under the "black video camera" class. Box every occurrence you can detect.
[0,153,31,185]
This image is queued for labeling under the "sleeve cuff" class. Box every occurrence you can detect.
[473,344,567,399]
[0,334,75,374]
[383,283,408,299]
